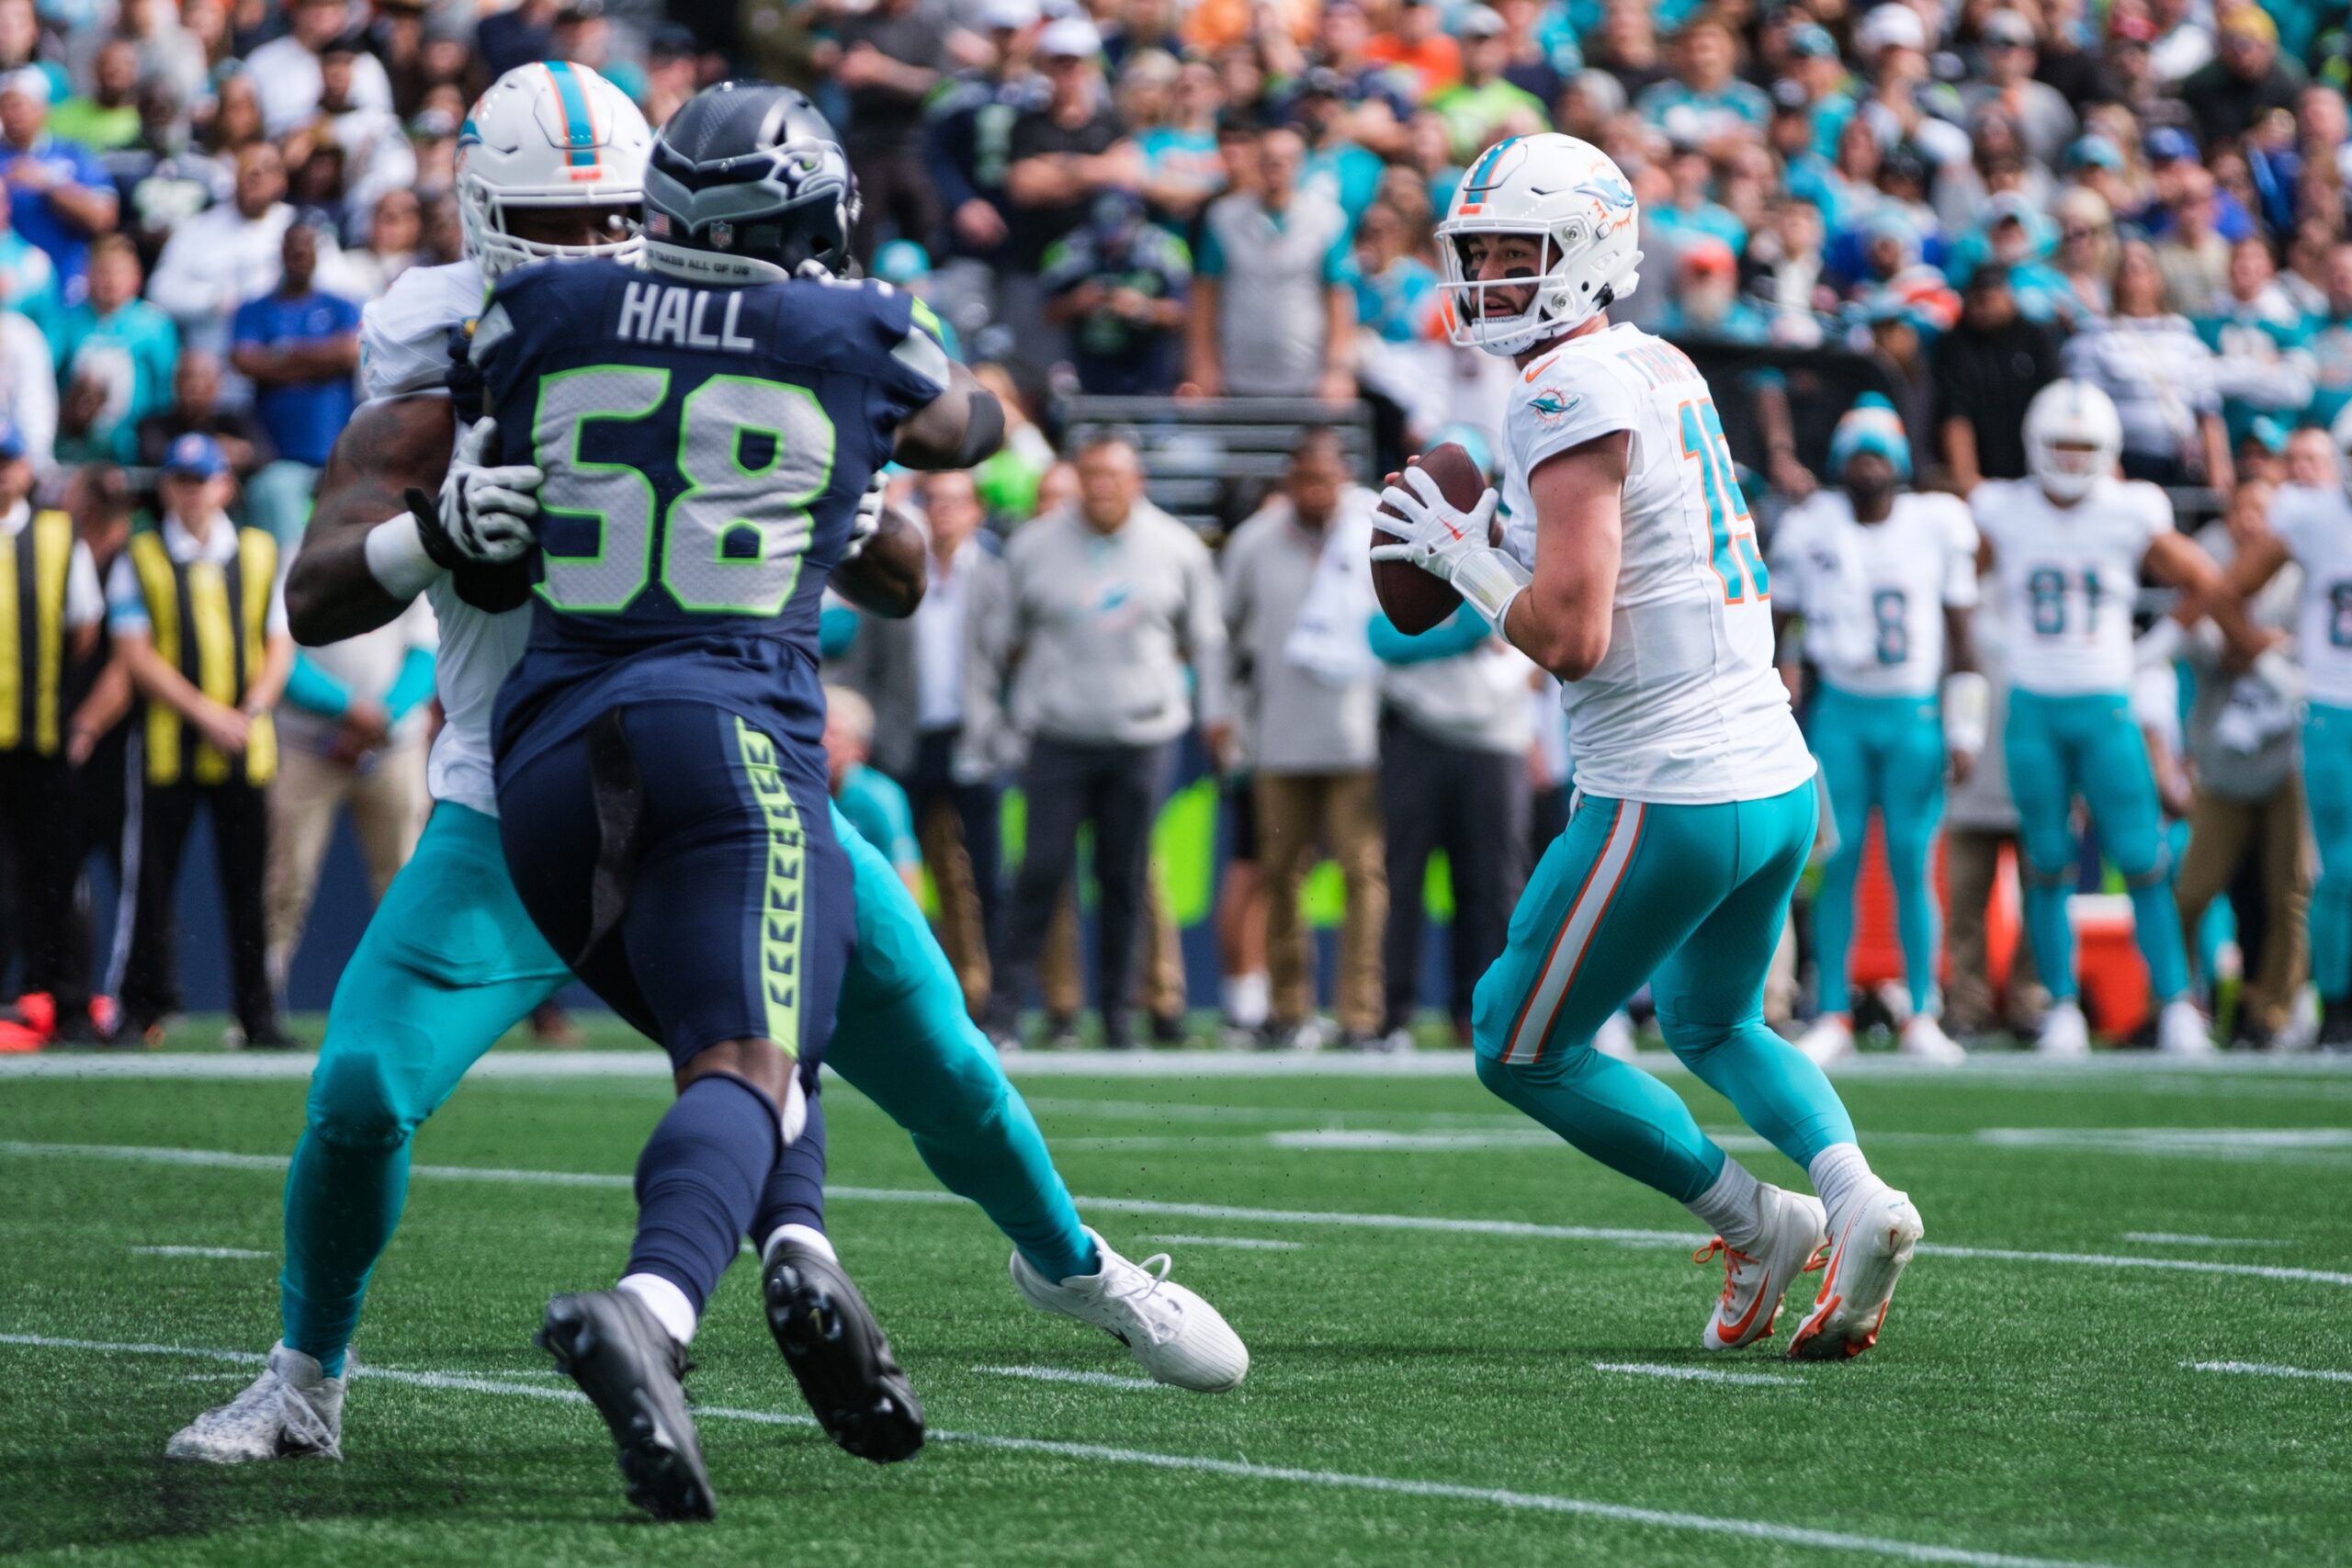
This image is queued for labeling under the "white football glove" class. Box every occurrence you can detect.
[843,472,887,562]
[437,416,543,565]
[1370,465,1528,630]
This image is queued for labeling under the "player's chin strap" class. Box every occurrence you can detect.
[1941,671,1990,757]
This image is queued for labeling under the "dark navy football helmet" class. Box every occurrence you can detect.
[641,81,861,283]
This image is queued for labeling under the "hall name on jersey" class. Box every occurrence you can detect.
[616,280,757,353]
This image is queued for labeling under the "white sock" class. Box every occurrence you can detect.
[616,1273,698,1347]
[1685,1157,1764,1248]
[1807,1142,1874,1218]
[1224,971,1269,1029]
[762,1222,837,1265]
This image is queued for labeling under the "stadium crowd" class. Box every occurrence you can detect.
[3,0,2351,1053]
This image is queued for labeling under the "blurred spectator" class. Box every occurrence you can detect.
[1364,0,1462,99]
[0,183,59,344]
[2063,239,2232,487]
[1932,261,2060,491]
[2051,186,2118,318]
[265,590,433,999]
[135,350,267,478]
[478,0,559,79]
[1638,16,1770,155]
[229,221,358,547]
[1220,432,1385,1048]
[1136,56,1226,228]
[2182,6,2304,144]
[1964,11,2075,168]
[1941,559,2043,1041]
[51,37,140,153]
[104,434,291,1047]
[1660,237,1769,341]
[148,141,297,373]
[2197,236,2318,448]
[1042,192,1190,395]
[836,0,956,262]
[1003,18,1141,348]
[0,422,101,1043]
[339,186,422,301]
[1292,67,1384,230]
[1190,124,1354,400]
[986,437,1227,1049]
[248,0,395,139]
[0,67,116,308]
[823,683,923,900]
[54,233,176,465]
[1430,7,1544,163]
[2306,242,2352,427]
[923,0,1044,282]
[2153,163,2232,315]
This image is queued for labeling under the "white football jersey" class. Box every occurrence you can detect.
[2264,482,2352,708]
[357,255,524,818]
[1973,476,2171,696]
[1770,490,1978,698]
[1498,323,1815,804]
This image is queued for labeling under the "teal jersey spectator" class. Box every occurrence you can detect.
[1193,202,1355,285]
[1565,0,1704,40]
[1658,297,1774,344]
[1351,254,1441,343]
[0,228,60,347]
[1635,77,1771,143]
[1136,125,1224,218]
[2195,305,2312,445]
[2302,308,2352,427]
[1809,92,1858,162]
[835,762,920,878]
[820,599,860,660]
[54,294,176,462]
[1302,140,1384,231]
[1782,155,1857,231]
[1650,198,1747,258]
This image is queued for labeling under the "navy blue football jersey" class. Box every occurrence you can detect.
[476,257,953,775]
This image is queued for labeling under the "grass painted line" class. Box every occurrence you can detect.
[1592,1361,1797,1386]
[130,1246,268,1260]
[1148,1235,1305,1251]
[2182,1359,2352,1384]
[972,1364,1165,1392]
[2121,1234,2278,1247]
[0,1331,2129,1568]
[10,1139,2352,1290]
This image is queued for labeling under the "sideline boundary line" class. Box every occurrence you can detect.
[0,1332,2132,1568]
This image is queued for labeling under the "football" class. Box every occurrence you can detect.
[1372,441,1493,636]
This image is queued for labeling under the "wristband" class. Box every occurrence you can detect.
[1452,546,1532,634]
[365,513,444,601]
[1942,671,1990,755]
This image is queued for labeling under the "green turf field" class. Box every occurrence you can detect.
[5,1030,2350,1567]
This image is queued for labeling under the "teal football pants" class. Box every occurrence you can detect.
[1808,683,1947,1016]
[282,800,1091,1375]
[2002,689,2188,1007]
[2303,703,2352,1001]
[1471,781,1857,1204]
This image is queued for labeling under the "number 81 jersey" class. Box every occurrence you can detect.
[2265,481,2352,708]
[1498,321,1814,805]
[472,257,952,774]
[1970,476,2171,697]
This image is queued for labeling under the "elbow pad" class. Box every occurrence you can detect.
[953,388,1006,469]
[1942,671,1991,756]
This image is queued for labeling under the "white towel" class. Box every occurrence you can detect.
[1283,488,1381,688]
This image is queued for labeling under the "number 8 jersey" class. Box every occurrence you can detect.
[1970,475,2173,697]
[1498,321,1813,804]
[472,258,952,775]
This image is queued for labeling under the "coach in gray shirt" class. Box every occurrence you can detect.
[984,436,1228,1047]
[1186,124,1355,401]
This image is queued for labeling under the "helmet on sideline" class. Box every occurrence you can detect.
[457,62,650,278]
[1434,133,1644,357]
[2023,379,2123,502]
[641,81,859,285]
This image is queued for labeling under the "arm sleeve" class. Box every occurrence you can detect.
[1367,604,1491,664]
[382,643,437,722]
[862,282,955,461]
[283,652,352,718]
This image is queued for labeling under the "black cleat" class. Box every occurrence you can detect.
[537,1290,717,1521]
[762,1238,923,1463]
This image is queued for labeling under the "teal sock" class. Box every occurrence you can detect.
[1476,1048,1728,1204]
[2022,876,2079,1001]
[1667,1018,1859,1168]
[280,1132,410,1377]
[2128,874,2190,1002]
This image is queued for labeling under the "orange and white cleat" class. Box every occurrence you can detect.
[1696,1184,1827,1350]
[1787,1179,1924,1360]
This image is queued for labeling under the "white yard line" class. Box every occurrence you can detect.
[2120,1234,2278,1248]
[2181,1359,2352,1385]
[0,1330,2129,1568]
[972,1364,1166,1392]
[1591,1361,1796,1386]
[9,1139,2352,1289]
[1147,1235,1304,1251]
[130,1246,268,1260]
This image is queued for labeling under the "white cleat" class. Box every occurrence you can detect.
[1796,1014,1855,1066]
[1696,1184,1827,1351]
[2156,998,2217,1057]
[2036,1000,2091,1058]
[1010,1228,1248,1392]
[1898,1013,1967,1065]
[1787,1179,1925,1360]
[1592,1010,1638,1060]
[166,1342,345,1462]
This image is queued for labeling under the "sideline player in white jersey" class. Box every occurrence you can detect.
[1373,133,1919,1359]
[2219,403,2352,1045]
[1770,396,1980,1066]
[1971,380,2236,1057]
[170,63,1243,1482]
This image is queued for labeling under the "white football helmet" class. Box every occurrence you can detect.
[2023,378,2123,502]
[1435,133,1644,356]
[458,62,651,278]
